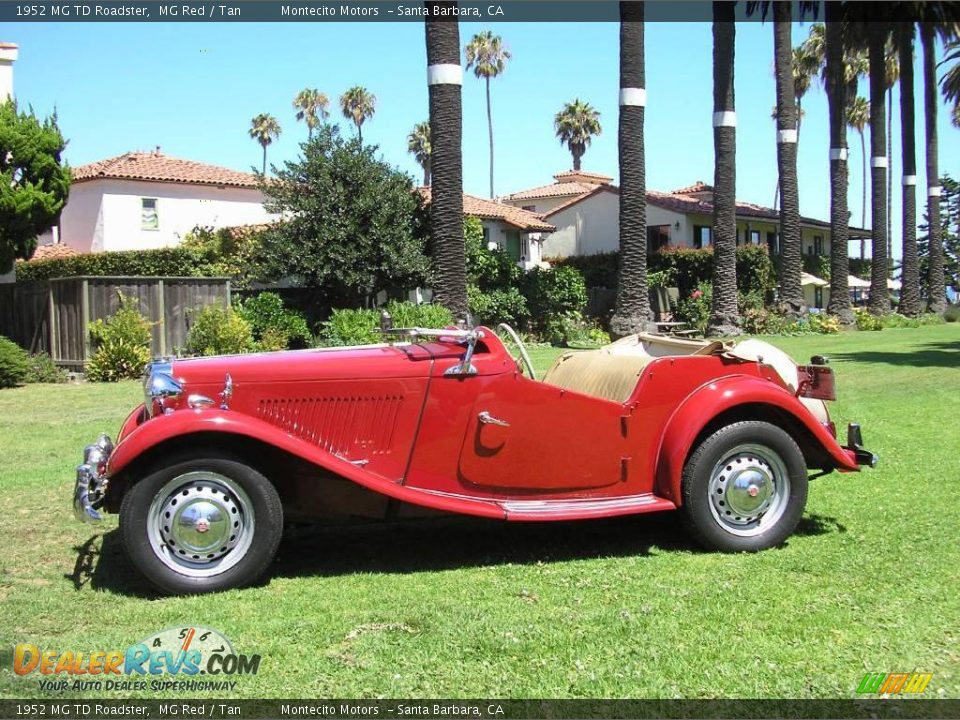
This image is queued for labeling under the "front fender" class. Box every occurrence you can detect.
[107,408,505,519]
[654,375,859,505]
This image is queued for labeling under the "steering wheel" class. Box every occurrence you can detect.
[496,323,537,380]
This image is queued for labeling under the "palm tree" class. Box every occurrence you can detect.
[339,86,376,144]
[898,22,922,317]
[553,100,602,171]
[772,2,805,318]
[707,1,739,337]
[425,3,467,319]
[824,4,853,325]
[407,121,432,186]
[465,31,511,198]
[922,22,946,313]
[792,43,822,137]
[610,1,651,337]
[885,40,900,275]
[248,113,281,175]
[868,20,892,315]
[292,88,329,140]
[846,94,869,257]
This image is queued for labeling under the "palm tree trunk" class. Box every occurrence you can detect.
[860,130,866,259]
[898,22,921,317]
[825,9,853,325]
[486,76,494,198]
[572,146,582,171]
[425,2,467,319]
[868,24,890,315]
[357,122,363,145]
[922,23,945,314]
[707,2,740,337]
[262,144,267,176]
[424,160,431,187]
[886,87,893,276]
[610,1,651,338]
[773,3,804,318]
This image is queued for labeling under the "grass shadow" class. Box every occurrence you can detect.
[830,339,960,368]
[72,510,848,596]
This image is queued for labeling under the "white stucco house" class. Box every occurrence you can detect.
[0,41,18,283]
[500,172,869,266]
[417,188,555,269]
[38,150,276,254]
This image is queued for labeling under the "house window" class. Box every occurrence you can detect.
[646,225,670,253]
[814,235,824,255]
[693,225,712,249]
[750,230,761,245]
[814,287,824,308]
[141,198,159,230]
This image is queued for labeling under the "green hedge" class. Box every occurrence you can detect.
[16,247,221,281]
[553,246,776,299]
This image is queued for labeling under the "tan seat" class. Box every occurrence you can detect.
[542,333,726,404]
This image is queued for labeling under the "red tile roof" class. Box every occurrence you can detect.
[501,169,615,202]
[73,151,259,189]
[418,188,555,232]
[28,244,80,262]
[553,170,614,183]
[672,181,714,195]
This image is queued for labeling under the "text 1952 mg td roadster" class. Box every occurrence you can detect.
[73,324,876,594]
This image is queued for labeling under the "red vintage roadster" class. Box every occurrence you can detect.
[73,325,876,594]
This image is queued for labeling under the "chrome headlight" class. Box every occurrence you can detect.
[143,361,182,418]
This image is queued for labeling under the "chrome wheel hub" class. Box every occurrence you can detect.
[147,472,254,578]
[708,444,790,537]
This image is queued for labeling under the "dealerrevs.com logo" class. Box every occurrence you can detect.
[856,672,933,695]
[14,626,260,693]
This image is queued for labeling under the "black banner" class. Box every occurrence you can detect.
[2,1,959,24]
[2,699,960,720]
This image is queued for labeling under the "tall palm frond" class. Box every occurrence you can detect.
[553,99,602,171]
[339,86,377,144]
[465,30,511,198]
[292,88,329,140]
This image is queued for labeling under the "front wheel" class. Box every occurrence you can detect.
[681,421,808,552]
[120,454,283,594]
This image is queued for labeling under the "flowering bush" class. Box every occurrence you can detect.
[675,283,712,334]
[86,295,153,382]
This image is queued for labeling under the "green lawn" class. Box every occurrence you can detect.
[1,325,958,699]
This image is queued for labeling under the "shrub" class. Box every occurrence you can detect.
[184,306,254,357]
[26,352,68,383]
[548,252,620,288]
[944,304,960,323]
[86,297,153,382]
[854,307,884,331]
[466,218,523,291]
[544,311,611,347]
[468,286,530,327]
[807,312,841,334]
[318,301,453,347]
[16,246,220,282]
[523,266,588,331]
[237,292,312,350]
[0,336,31,389]
[675,283,712,334]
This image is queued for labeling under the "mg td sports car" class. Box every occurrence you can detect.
[73,324,876,595]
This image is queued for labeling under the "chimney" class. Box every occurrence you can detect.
[0,42,18,101]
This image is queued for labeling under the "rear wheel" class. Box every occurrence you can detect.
[120,454,282,594]
[681,421,807,552]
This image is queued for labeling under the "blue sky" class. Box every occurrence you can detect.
[6,19,959,259]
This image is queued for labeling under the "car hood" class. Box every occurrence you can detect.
[168,343,436,387]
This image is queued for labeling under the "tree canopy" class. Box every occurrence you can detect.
[0,100,71,273]
[254,124,429,305]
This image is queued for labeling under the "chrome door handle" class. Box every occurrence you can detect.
[478,411,510,428]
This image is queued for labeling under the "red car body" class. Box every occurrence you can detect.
[72,326,875,593]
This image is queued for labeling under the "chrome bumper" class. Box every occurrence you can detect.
[844,422,879,468]
[73,434,113,523]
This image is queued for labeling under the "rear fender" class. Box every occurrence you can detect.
[654,375,859,505]
[107,408,505,519]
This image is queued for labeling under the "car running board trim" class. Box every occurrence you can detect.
[500,494,676,521]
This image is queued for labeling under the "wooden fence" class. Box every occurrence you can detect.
[0,276,231,368]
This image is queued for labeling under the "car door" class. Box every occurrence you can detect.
[457,374,627,493]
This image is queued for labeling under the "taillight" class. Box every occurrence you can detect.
[797,365,836,401]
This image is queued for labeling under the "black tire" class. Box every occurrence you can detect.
[120,454,283,595]
[681,421,808,552]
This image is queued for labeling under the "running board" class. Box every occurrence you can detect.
[500,494,676,521]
